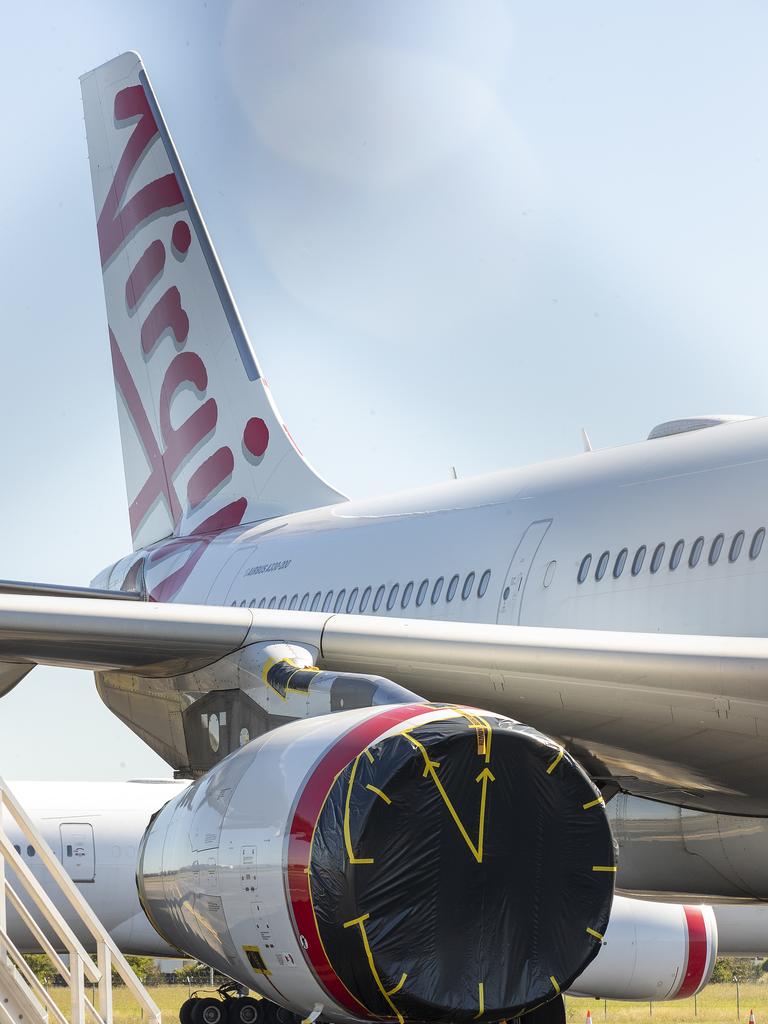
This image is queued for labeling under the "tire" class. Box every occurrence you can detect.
[191,998,227,1024]
[179,999,197,1024]
[227,997,262,1024]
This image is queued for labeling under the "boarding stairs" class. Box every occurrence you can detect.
[0,777,161,1024]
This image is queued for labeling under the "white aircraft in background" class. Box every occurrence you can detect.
[5,49,768,1024]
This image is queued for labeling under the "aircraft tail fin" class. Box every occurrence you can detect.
[80,52,344,551]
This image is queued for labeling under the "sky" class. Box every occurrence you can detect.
[2,0,768,778]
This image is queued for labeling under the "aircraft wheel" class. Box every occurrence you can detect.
[179,999,197,1024]
[227,997,262,1024]
[191,998,227,1024]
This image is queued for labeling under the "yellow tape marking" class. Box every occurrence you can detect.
[550,976,561,995]
[592,865,617,872]
[583,797,605,810]
[546,748,564,774]
[473,981,485,1020]
[387,974,407,996]
[345,914,404,1024]
[344,755,374,865]
[366,784,392,805]
[364,748,375,764]
[586,927,605,941]
[403,729,494,863]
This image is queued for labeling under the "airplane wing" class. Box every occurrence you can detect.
[0,592,766,814]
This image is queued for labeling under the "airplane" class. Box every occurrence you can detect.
[4,48,768,1024]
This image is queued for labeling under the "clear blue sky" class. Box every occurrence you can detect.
[2,1,768,778]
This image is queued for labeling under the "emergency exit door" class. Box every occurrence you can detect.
[60,823,95,882]
[497,520,552,625]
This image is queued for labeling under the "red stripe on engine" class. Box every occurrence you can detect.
[286,703,430,1018]
[675,905,709,999]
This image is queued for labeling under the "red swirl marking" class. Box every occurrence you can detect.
[126,240,166,312]
[243,417,269,457]
[141,286,190,354]
[172,220,191,254]
[675,906,709,999]
[286,704,431,1018]
[187,447,234,510]
[98,86,183,267]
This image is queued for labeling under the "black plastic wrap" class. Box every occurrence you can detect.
[309,713,614,1022]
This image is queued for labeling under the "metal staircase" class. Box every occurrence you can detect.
[0,777,161,1024]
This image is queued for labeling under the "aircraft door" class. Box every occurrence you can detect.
[60,823,95,882]
[497,519,552,625]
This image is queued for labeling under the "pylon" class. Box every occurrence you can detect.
[748,1010,756,1024]
[586,1010,592,1024]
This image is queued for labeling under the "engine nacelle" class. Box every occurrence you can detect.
[569,896,717,1000]
[138,703,614,1022]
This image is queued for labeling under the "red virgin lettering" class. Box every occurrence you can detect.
[141,286,189,353]
[126,240,166,312]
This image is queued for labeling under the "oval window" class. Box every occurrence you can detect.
[401,581,414,608]
[387,584,400,610]
[300,593,309,610]
[709,534,724,565]
[208,714,220,753]
[258,597,266,608]
[268,596,276,609]
[416,580,429,606]
[631,546,646,577]
[334,590,347,613]
[322,591,334,612]
[347,588,359,613]
[669,540,684,570]
[613,549,628,578]
[577,554,592,583]
[595,552,610,581]
[278,596,287,609]
[478,570,492,597]
[239,727,250,747]
[289,594,298,610]
[729,532,744,563]
[689,537,704,568]
[373,585,386,611]
[248,598,256,608]
[431,577,444,604]
[360,586,372,612]
[462,572,476,600]
[446,575,459,601]
[650,543,665,574]
[750,528,765,560]
[543,561,557,588]
[311,592,322,611]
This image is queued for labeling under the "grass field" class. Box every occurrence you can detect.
[39,982,768,1024]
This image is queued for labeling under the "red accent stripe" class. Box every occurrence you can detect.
[286,704,430,1018]
[676,906,709,999]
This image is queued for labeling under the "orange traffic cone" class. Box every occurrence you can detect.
[586,1011,592,1024]
[749,1011,756,1024]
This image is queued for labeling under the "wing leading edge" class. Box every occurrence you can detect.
[0,593,766,812]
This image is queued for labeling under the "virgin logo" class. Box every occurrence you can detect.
[102,84,269,600]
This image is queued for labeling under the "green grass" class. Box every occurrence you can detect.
[35,982,768,1024]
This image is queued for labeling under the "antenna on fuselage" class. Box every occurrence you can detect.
[580,428,593,453]
[450,466,458,479]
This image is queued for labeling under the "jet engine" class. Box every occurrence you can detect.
[137,703,615,1023]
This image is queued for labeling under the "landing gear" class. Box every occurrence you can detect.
[191,998,228,1024]
[227,997,262,1024]
[179,991,267,1024]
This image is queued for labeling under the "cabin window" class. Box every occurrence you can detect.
[431,577,444,604]
[613,548,628,578]
[258,598,266,608]
[289,594,298,610]
[462,572,476,600]
[631,546,646,576]
[649,543,665,574]
[360,586,372,612]
[373,585,386,611]
[689,537,704,568]
[577,554,592,583]
[478,570,491,597]
[239,600,246,607]
[595,551,610,581]
[750,528,765,560]
[709,534,724,565]
[311,592,322,611]
[268,597,276,609]
[346,588,359,613]
[401,581,414,608]
[387,584,400,611]
[300,593,309,610]
[669,540,684,570]
[447,575,459,601]
[334,590,346,613]
[278,596,287,609]
[416,580,430,606]
[322,591,334,612]
[729,532,744,563]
